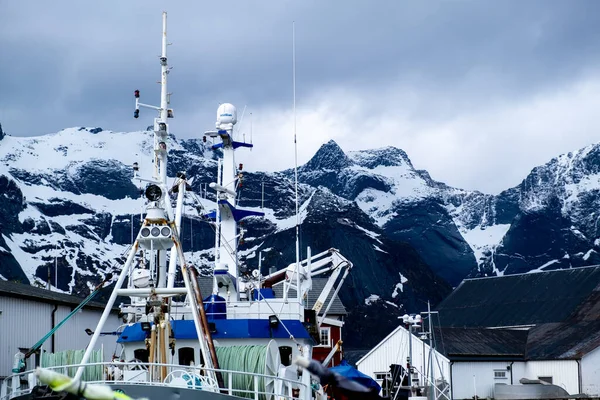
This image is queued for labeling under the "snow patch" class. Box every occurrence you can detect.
[391,273,408,298]
[528,259,560,273]
[583,249,596,261]
[456,222,510,266]
[374,245,388,253]
[364,294,380,305]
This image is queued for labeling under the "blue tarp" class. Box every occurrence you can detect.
[329,360,382,393]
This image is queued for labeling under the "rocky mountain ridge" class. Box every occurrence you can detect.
[2,125,600,348]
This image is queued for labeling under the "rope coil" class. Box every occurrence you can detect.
[215,345,269,399]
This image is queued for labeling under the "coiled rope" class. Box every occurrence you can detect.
[215,345,268,399]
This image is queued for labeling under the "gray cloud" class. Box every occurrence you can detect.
[2,0,600,193]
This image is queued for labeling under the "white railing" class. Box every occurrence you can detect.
[0,361,310,400]
[412,368,451,400]
[122,299,306,322]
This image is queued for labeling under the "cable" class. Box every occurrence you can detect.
[215,345,268,399]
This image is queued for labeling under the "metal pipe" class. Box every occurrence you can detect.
[449,362,454,400]
[176,241,218,386]
[50,304,58,353]
[116,288,188,296]
[74,242,139,380]
[318,267,350,326]
[167,179,186,288]
[189,266,224,390]
[576,359,582,394]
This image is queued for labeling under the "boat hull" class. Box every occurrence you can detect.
[11,384,248,400]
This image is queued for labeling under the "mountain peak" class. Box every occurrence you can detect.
[348,146,414,169]
[303,140,353,171]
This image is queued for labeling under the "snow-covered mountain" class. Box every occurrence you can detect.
[3,124,600,348]
[0,125,450,348]
[293,139,600,284]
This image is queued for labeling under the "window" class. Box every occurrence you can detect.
[538,376,553,384]
[375,372,391,381]
[319,327,331,347]
[133,348,149,363]
[494,370,507,379]
[178,347,195,366]
[279,346,292,367]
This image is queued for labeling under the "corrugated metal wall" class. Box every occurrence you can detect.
[512,360,578,395]
[452,361,513,399]
[452,360,580,399]
[53,307,122,355]
[582,347,600,396]
[0,295,122,377]
[356,326,450,391]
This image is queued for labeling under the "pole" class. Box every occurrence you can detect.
[189,266,225,390]
[167,179,186,288]
[428,301,434,400]
[55,244,58,288]
[292,21,301,304]
[409,324,414,397]
[74,242,140,380]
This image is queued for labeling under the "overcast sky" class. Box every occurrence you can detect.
[2,1,600,194]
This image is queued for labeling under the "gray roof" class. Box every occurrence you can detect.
[0,280,109,310]
[432,266,600,361]
[437,266,600,328]
[197,277,347,315]
[435,328,528,360]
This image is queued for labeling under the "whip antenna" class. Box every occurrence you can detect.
[293,22,301,302]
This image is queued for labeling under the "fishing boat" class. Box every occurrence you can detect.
[1,12,354,400]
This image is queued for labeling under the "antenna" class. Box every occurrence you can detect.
[293,21,301,302]
[236,105,247,140]
[250,112,253,145]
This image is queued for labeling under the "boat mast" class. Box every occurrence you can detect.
[205,104,262,301]
[75,12,219,383]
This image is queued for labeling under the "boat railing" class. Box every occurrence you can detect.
[168,298,306,321]
[411,367,452,400]
[0,361,310,400]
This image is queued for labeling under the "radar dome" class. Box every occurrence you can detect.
[217,103,237,126]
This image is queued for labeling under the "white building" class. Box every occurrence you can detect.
[0,280,122,378]
[356,324,450,397]
[356,266,600,399]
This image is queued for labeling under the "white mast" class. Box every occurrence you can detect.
[76,13,218,383]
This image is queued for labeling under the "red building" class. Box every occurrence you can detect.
[302,278,347,367]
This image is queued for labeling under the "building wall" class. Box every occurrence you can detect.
[512,360,579,395]
[451,360,580,400]
[582,347,600,396]
[312,324,342,366]
[356,326,450,392]
[0,295,122,377]
[451,361,513,400]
